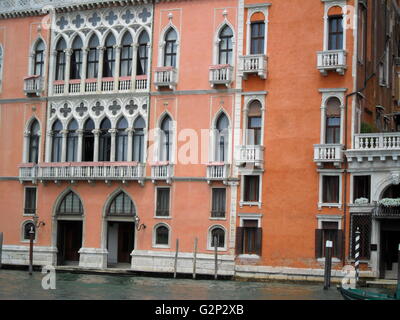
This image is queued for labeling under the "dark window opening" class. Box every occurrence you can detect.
[211,188,226,218]
[156,188,170,217]
[211,228,225,248]
[322,175,340,203]
[244,175,260,202]
[353,176,371,202]
[250,22,265,55]
[155,226,169,245]
[328,16,343,50]
[24,187,37,215]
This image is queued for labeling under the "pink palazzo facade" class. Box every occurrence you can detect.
[0,0,399,281]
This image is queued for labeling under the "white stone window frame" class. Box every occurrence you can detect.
[238,213,263,227]
[318,88,346,145]
[350,173,372,205]
[212,18,237,66]
[21,219,37,243]
[242,94,266,146]
[321,0,348,52]
[207,224,228,252]
[209,109,232,164]
[28,36,48,78]
[154,186,172,219]
[155,111,176,164]
[23,186,37,217]
[152,222,171,249]
[210,186,227,221]
[244,3,270,56]
[316,214,343,263]
[240,171,263,208]
[157,22,180,71]
[318,170,343,209]
[23,116,42,164]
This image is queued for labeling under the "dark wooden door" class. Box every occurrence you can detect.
[117,223,135,263]
[58,221,82,263]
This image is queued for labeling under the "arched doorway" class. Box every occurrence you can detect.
[378,184,400,279]
[55,191,84,266]
[105,191,136,267]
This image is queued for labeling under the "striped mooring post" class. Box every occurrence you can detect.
[354,227,361,284]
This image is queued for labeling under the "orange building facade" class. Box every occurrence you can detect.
[0,0,399,281]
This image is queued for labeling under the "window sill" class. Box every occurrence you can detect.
[318,203,342,209]
[154,216,172,219]
[206,247,227,252]
[317,257,341,263]
[240,201,262,208]
[209,217,226,221]
[237,254,260,260]
[152,244,170,249]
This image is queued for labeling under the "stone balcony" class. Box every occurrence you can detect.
[19,162,146,185]
[154,67,177,90]
[52,76,148,96]
[346,133,400,163]
[238,54,267,80]
[24,75,44,96]
[313,144,344,168]
[237,145,264,169]
[209,64,234,88]
[206,163,230,184]
[317,50,347,76]
[151,163,174,184]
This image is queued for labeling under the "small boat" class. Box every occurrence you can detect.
[337,286,400,300]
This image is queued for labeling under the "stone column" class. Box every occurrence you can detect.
[92,129,101,162]
[114,45,121,91]
[109,129,117,162]
[22,131,30,163]
[127,128,134,162]
[131,44,138,91]
[61,130,68,162]
[64,49,73,95]
[49,50,57,95]
[320,103,326,144]
[77,129,84,162]
[80,47,89,94]
[97,46,105,92]
[45,131,53,162]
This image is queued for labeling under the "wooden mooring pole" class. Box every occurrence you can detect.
[214,236,218,280]
[193,237,198,279]
[397,243,400,297]
[173,239,179,279]
[323,240,333,290]
[29,227,34,275]
[0,232,3,269]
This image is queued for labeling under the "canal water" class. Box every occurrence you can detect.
[0,269,347,300]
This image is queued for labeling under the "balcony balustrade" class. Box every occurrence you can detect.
[135,75,148,92]
[206,163,230,184]
[373,205,400,219]
[19,164,37,183]
[313,144,344,168]
[209,65,233,87]
[24,76,44,96]
[154,67,177,90]
[151,163,174,184]
[237,145,264,168]
[238,54,267,79]
[317,50,347,76]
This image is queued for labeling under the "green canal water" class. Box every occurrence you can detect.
[0,269,347,300]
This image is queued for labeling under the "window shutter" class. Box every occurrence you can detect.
[255,228,263,256]
[315,229,323,258]
[235,227,244,255]
[335,230,344,260]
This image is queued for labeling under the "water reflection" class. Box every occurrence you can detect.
[0,269,343,300]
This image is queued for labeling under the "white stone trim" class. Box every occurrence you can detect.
[245,4,269,55]
[238,213,262,227]
[152,222,171,249]
[212,17,236,66]
[239,173,263,208]
[78,247,108,269]
[207,224,228,251]
[1,245,57,266]
[316,214,343,229]
[242,94,266,146]
[322,0,347,51]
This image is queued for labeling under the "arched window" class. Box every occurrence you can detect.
[87,35,99,79]
[325,97,341,144]
[82,118,94,162]
[23,221,36,241]
[99,118,111,161]
[160,116,172,162]
[120,32,133,77]
[137,31,149,75]
[218,26,233,65]
[103,34,116,78]
[328,15,344,50]
[55,38,66,81]
[163,28,177,67]
[154,224,169,246]
[57,191,83,215]
[133,116,145,162]
[210,227,225,248]
[70,37,83,80]
[28,119,40,163]
[66,119,79,162]
[247,100,262,145]
[107,191,135,216]
[52,120,63,162]
[34,40,45,76]
[215,113,229,162]
[250,20,265,54]
[116,117,128,161]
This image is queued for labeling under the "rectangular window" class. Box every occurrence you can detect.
[248,116,262,145]
[322,175,340,204]
[250,22,265,55]
[315,221,343,259]
[24,187,37,215]
[156,188,170,217]
[211,188,226,218]
[328,16,343,50]
[236,220,262,256]
[326,117,341,144]
[353,176,371,202]
[243,175,260,202]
